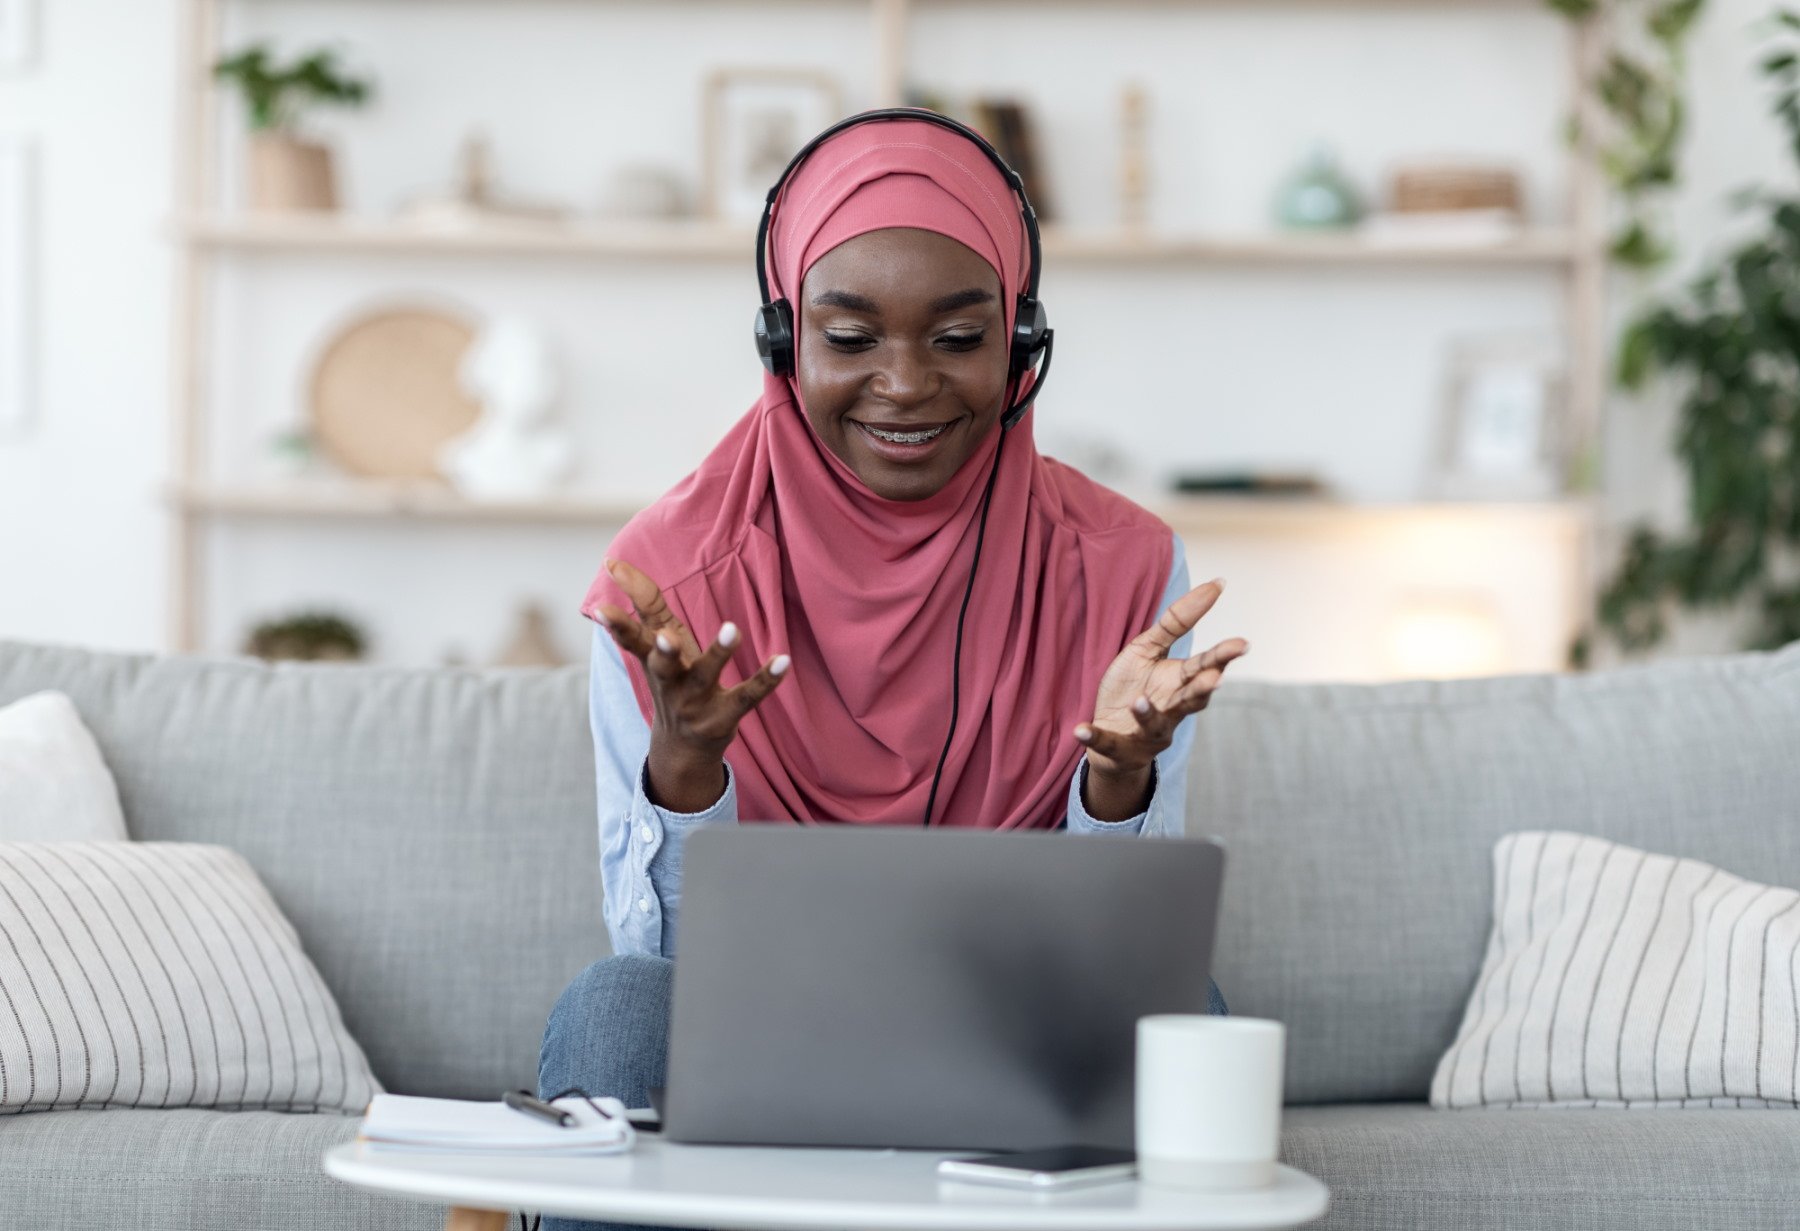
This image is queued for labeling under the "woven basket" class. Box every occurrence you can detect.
[1390,165,1521,214]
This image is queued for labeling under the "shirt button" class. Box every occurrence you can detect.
[638,825,654,843]
[637,898,651,913]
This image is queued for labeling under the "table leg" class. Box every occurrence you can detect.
[444,1207,509,1231]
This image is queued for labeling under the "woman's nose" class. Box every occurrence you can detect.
[868,342,939,407]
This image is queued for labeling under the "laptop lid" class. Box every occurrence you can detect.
[664,825,1224,1151]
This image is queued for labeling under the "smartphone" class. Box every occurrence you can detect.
[936,1145,1137,1189]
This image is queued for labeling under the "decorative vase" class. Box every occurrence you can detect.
[248,132,339,212]
[1274,143,1363,230]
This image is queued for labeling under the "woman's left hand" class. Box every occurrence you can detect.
[1075,577,1248,779]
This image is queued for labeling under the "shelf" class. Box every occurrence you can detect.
[167,479,1594,533]
[1157,494,1594,533]
[176,215,1590,267]
[165,479,654,525]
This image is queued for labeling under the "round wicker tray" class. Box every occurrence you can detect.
[307,305,482,479]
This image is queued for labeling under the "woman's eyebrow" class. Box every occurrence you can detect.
[810,290,880,313]
[929,288,995,313]
[809,288,997,315]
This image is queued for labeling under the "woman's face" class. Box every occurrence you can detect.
[796,227,1009,502]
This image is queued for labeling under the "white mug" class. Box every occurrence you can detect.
[1135,1015,1285,1190]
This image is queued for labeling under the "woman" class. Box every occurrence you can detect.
[539,112,1247,1196]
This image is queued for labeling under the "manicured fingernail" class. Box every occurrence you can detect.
[1075,726,1091,742]
[655,633,674,654]
[604,557,617,572]
[719,622,739,648]
[1133,697,1151,715]
[1210,577,1227,592]
[770,654,791,676]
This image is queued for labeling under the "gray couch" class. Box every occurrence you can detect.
[1,635,1796,1230]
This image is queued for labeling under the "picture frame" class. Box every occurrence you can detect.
[0,136,31,436]
[0,0,35,73]
[1430,335,1566,501]
[702,68,841,224]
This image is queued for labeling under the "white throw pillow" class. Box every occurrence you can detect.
[0,691,129,841]
[0,841,382,1113]
[1432,830,1800,1110]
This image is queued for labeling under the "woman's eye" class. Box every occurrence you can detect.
[939,332,985,351]
[823,332,875,351]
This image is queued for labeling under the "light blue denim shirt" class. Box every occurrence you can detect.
[591,530,1196,959]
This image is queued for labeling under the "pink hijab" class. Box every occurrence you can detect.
[580,114,1172,828]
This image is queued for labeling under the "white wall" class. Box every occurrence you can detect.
[0,0,175,647]
[0,0,1789,674]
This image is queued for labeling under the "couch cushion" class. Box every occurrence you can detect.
[1281,1102,1800,1231]
[1192,643,1800,1103]
[0,640,607,1100]
[0,1108,440,1230]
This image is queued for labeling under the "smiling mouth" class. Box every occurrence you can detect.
[853,421,952,445]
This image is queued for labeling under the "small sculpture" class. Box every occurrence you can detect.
[1119,82,1150,232]
[493,601,569,668]
[399,131,567,230]
[438,316,576,501]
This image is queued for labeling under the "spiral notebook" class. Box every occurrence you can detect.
[359,1093,636,1155]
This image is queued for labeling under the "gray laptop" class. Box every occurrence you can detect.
[662,825,1224,1151]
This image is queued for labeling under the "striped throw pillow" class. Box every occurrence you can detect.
[1432,830,1800,1110]
[0,842,381,1113]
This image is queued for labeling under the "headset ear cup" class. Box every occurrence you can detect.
[755,300,796,376]
[1010,296,1048,378]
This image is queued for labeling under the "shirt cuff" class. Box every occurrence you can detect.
[638,756,735,826]
[1065,759,1154,833]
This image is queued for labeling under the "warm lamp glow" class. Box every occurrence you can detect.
[1385,594,1509,679]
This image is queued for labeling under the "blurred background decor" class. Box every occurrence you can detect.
[1430,334,1566,501]
[398,131,568,232]
[1118,82,1150,232]
[492,600,569,668]
[1588,8,1800,657]
[242,609,367,661]
[1274,143,1364,230]
[212,41,371,212]
[1360,162,1526,247]
[0,135,29,436]
[703,67,842,222]
[438,314,575,502]
[599,163,692,220]
[969,98,1053,221]
[1172,470,1332,500]
[265,420,318,480]
[308,302,482,480]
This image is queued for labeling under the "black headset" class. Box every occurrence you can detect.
[753,107,1054,432]
[753,108,1053,827]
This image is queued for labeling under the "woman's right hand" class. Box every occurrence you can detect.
[594,556,791,813]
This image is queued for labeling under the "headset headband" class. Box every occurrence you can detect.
[754,107,1043,310]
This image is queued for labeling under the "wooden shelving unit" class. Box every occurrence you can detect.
[178,214,1591,267]
[166,0,1607,656]
[167,476,1596,538]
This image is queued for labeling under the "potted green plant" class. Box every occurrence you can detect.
[213,43,372,212]
[1582,9,1800,659]
[242,610,368,662]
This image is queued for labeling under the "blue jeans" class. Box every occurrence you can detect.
[536,954,1228,1231]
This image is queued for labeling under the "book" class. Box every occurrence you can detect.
[359,1093,636,1155]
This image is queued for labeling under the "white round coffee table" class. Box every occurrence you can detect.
[324,1136,1329,1231]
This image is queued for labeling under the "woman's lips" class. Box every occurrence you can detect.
[851,419,955,463]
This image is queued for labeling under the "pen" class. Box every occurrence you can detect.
[504,1089,575,1128]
